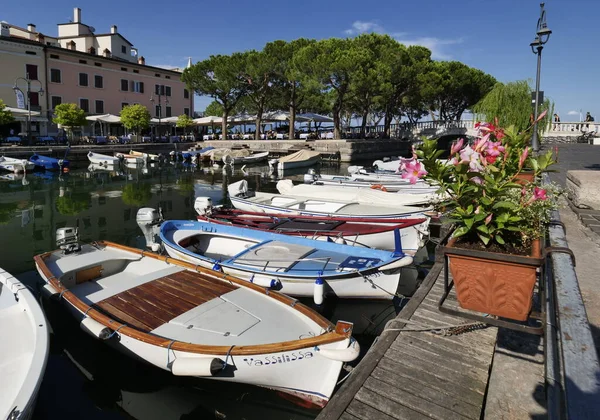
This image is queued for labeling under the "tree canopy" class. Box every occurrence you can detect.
[0,100,15,126]
[176,114,195,134]
[53,103,87,132]
[120,104,150,134]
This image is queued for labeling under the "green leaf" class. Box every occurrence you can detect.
[476,225,489,234]
[464,217,474,229]
[478,232,491,245]
[492,201,516,210]
[495,235,505,245]
[452,226,470,238]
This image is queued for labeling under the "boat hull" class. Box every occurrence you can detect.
[88,152,121,166]
[0,158,35,173]
[29,154,70,171]
[277,156,320,170]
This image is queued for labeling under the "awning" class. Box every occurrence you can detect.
[5,106,41,117]
[193,116,223,125]
[86,114,121,123]
[297,112,334,123]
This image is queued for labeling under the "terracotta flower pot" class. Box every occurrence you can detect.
[515,171,535,185]
[444,238,543,321]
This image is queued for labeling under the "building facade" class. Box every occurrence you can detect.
[0,8,193,137]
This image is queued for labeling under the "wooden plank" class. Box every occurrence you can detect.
[93,301,151,331]
[161,274,226,300]
[354,387,431,420]
[408,313,497,347]
[376,358,484,408]
[345,400,397,420]
[100,295,166,330]
[154,278,214,306]
[76,265,103,284]
[363,376,474,420]
[338,413,360,420]
[384,347,487,394]
[316,262,443,420]
[134,282,197,315]
[168,270,236,295]
[117,291,173,324]
[412,306,498,340]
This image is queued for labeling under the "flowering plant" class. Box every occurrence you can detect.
[406,112,559,252]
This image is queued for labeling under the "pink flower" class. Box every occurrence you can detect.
[471,176,483,184]
[495,128,505,140]
[449,157,459,166]
[401,160,428,184]
[473,133,490,153]
[484,214,493,225]
[518,148,529,169]
[485,141,505,157]
[534,109,548,124]
[533,187,547,201]
[485,155,497,164]
[459,146,483,172]
[450,138,465,155]
[397,157,414,173]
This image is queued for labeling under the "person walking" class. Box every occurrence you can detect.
[553,113,560,131]
[584,112,594,132]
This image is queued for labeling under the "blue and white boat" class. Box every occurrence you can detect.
[183,146,215,160]
[29,153,70,171]
[157,219,414,300]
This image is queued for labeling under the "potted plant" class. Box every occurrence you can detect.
[402,112,559,321]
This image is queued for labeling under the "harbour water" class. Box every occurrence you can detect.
[0,160,422,420]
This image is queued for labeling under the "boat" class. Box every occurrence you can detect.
[182,146,215,161]
[35,229,359,407]
[29,153,70,171]
[228,180,430,221]
[194,198,429,254]
[222,151,269,165]
[153,214,413,299]
[269,150,321,170]
[276,179,436,206]
[372,158,403,172]
[0,268,49,420]
[129,150,161,162]
[87,151,121,167]
[303,171,436,193]
[0,156,35,173]
[115,153,145,165]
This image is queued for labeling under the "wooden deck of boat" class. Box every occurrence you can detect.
[93,270,237,332]
[317,262,499,420]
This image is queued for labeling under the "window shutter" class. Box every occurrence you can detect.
[140,82,144,93]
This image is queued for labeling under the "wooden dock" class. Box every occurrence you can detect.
[318,263,499,420]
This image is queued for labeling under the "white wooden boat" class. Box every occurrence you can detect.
[228,180,430,221]
[87,151,121,167]
[35,237,359,407]
[304,172,437,194]
[276,179,436,206]
[222,151,269,165]
[0,268,49,420]
[129,150,161,162]
[270,150,321,170]
[158,219,413,299]
[115,153,145,165]
[0,156,35,173]
[372,158,402,172]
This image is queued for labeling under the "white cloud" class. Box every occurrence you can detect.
[343,21,462,60]
[567,110,579,116]
[344,20,384,35]
[395,36,464,60]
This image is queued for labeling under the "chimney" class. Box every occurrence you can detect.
[74,7,81,23]
[110,25,117,34]
[27,23,36,32]
[138,56,145,65]
[0,22,9,37]
[103,48,111,58]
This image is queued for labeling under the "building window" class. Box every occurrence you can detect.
[29,92,39,107]
[184,108,190,116]
[26,51,37,56]
[26,64,38,80]
[50,54,60,59]
[121,79,129,91]
[79,59,87,64]
[121,45,126,54]
[88,47,96,55]
[165,75,171,79]
[155,73,160,77]
[121,102,129,109]
[165,106,172,118]
[50,68,61,83]
[132,81,144,93]
[155,105,161,118]
[184,89,189,99]
[95,100,104,114]
[121,67,127,72]
[133,69,139,74]
[68,41,76,50]
[94,75,103,89]
[80,98,89,113]
[51,96,62,109]
[79,73,88,87]
[95,62,102,67]
[165,86,171,97]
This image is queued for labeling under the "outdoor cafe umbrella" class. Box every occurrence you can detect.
[85,114,121,135]
[5,106,41,117]
[193,116,224,134]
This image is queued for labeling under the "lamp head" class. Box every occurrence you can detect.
[530,36,542,53]
[39,87,44,97]
[537,27,552,43]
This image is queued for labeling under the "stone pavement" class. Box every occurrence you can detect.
[543,143,600,186]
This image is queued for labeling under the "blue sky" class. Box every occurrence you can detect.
[3,0,597,121]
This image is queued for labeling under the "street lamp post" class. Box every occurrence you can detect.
[530,2,552,152]
[13,74,44,146]
[150,85,168,141]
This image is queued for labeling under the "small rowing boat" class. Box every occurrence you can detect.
[87,151,121,167]
[29,153,70,171]
[222,151,269,165]
[0,156,35,173]
[269,150,320,170]
[115,153,145,165]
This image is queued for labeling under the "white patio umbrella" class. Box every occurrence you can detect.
[85,114,121,135]
[5,106,41,117]
[297,112,334,123]
[193,116,223,125]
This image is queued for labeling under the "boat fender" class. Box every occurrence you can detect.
[171,357,225,377]
[379,255,414,272]
[80,317,111,340]
[313,273,324,305]
[250,274,281,289]
[212,260,222,272]
[316,338,360,362]
[41,283,59,298]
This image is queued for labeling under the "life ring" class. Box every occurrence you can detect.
[370,184,388,192]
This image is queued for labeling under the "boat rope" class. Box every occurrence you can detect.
[336,365,355,386]
[362,274,408,301]
[223,345,235,370]
[166,340,176,366]
[384,318,489,336]
[107,324,126,339]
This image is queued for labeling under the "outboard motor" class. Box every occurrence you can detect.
[303,168,318,184]
[56,227,81,254]
[136,208,163,252]
[194,197,213,216]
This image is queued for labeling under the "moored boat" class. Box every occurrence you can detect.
[115,152,145,165]
[222,151,269,165]
[0,156,35,173]
[29,153,70,171]
[87,151,121,167]
[35,231,359,407]
[303,171,436,194]
[154,216,413,299]
[194,198,429,254]
[228,180,430,220]
[270,150,321,170]
[129,150,161,162]
[0,268,49,420]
